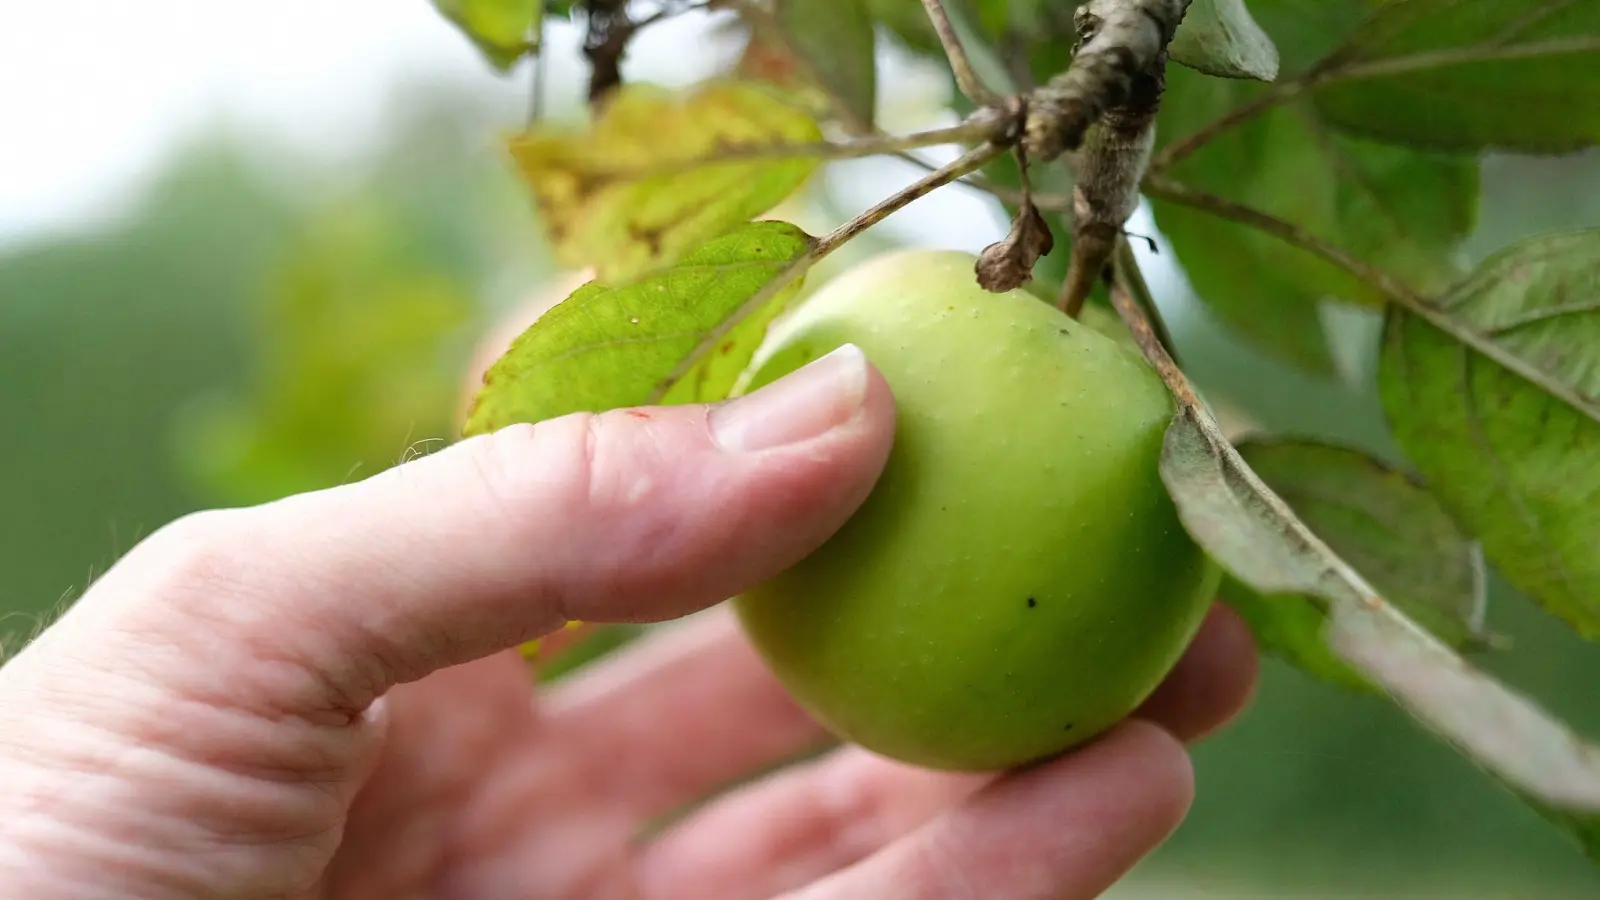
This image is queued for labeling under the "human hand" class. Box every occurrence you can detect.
[0,282,1257,900]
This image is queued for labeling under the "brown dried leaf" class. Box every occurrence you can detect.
[976,202,1056,293]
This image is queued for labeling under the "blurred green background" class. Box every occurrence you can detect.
[3,4,1599,898]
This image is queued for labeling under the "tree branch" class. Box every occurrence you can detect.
[571,112,1012,181]
[1141,176,1419,301]
[647,141,1009,401]
[921,0,1003,106]
[582,0,716,106]
[1054,28,1166,317]
[1023,0,1192,162]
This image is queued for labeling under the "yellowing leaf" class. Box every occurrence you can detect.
[432,0,541,72]
[464,221,815,436]
[509,81,823,283]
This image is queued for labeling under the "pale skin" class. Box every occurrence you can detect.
[0,283,1258,899]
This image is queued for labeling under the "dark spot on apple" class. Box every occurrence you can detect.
[1026,597,1037,608]
[1058,328,1070,336]
[1063,722,1075,731]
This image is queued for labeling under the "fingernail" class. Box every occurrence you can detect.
[711,344,870,452]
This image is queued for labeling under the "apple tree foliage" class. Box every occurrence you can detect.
[433,0,1600,865]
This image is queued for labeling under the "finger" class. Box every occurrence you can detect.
[634,744,991,900]
[328,651,536,895]
[67,343,895,720]
[627,605,1250,897]
[538,610,832,818]
[774,721,1192,900]
[1133,603,1259,742]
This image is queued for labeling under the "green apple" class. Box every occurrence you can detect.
[730,249,1221,771]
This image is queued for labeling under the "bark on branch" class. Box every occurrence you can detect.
[1023,0,1192,162]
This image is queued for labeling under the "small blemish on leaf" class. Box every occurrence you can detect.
[719,341,736,355]
[1027,597,1037,608]
[1063,722,1075,731]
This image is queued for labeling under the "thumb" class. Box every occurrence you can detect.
[40,343,894,717]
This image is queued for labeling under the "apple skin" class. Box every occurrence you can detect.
[730,249,1221,771]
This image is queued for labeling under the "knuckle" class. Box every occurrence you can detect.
[810,756,903,863]
[125,509,248,600]
[457,417,599,533]
[583,408,669,515]
[461,422,542,522]
[458,408,678,535]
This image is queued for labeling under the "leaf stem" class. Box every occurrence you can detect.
[647,141,1009,402]
[1142,176,1600,425]
[1110,237,1181,366]
[561,113,1012,180]
[920,0,1003,107]
[1108,255,1199,408]
[1147,81,1297,173]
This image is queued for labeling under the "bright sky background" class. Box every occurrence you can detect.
[0,1,570,247]
[0,0,1031,252]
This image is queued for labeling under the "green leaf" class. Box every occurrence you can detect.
[432,0,541,72]
[508,80,823,283]
[1379,229,1600,640]
[1313,0,1600,154]
[1169,0,1282,81]
[1223,577,1376,692]
[1220,438,1488,689]
[1152,1,1478,374]
[464,221,815,436]
[538,625,647,683]
[772,0,879,130]
[1158,404,1600,863]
